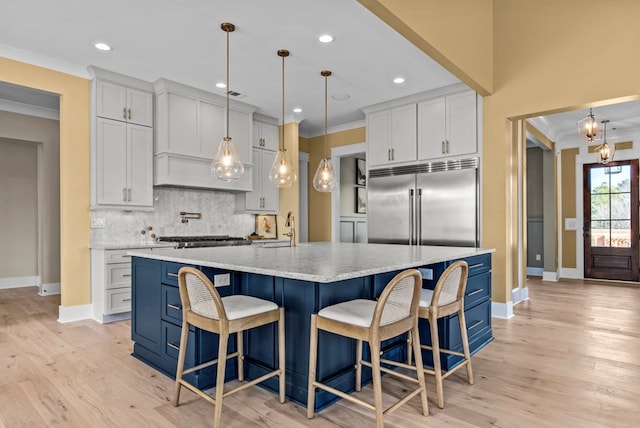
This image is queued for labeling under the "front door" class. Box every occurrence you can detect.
[583,160,639,281]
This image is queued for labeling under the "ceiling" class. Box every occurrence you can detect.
[0,0,461,137]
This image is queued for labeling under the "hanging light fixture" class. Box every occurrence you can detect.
[313,70,337,192]
[212,22,244,181]
[269,49,296,188]
[597,119,615,164]
[577,108,599,142]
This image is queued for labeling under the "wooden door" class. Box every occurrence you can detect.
[583,160,639,281]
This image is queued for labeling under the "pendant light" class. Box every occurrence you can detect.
[212,22,244,181]
[269,49,296,188]
[597,119,615,164]
[313,70,337,192]
[577,108,598,142]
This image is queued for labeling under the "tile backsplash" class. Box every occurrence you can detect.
[91,187,256,245]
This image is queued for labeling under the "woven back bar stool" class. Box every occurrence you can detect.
[307,269,429,428]
[413,260,474,409]
[173,267,285,428]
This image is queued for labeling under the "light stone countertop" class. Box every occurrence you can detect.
[90,243,175,250]
[128,242,494,283]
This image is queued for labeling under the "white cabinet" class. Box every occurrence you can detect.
[91,248,136,323]
[95,118,153,207]
[154,78,255,191]
[340,217,367,243]
[253,121,278,151]
[367,104,417,167]
[96,80,153,127]
[418,90,477,160]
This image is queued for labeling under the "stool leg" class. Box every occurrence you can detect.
[411,323,429,416]
[429,313,445,409]
[355,339,363,392]
[458,308,474,385]
[306,315,319,419]
[237,331,244,382]
[278,308,286,403]
[213,332,229,428]
[370,340,384,428]
[407,330,413,366]
[172,320,190,407]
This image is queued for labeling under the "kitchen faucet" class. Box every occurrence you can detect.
[283,211,295,247]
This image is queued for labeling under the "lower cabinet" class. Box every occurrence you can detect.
[131,258,237,389]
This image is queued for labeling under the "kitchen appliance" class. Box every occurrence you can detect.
[157,235,252,248]
[367,158,479,247]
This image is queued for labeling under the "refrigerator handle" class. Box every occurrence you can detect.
[409,189,415,245]
[416,188,422,245]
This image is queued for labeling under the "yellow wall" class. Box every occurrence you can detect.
[561,148,578,269]
[306,127,366,242]
[361,0,640,303]
[0,57,90,307]
[277,122,300,242]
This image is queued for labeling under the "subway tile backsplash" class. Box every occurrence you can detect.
[90,187,255,245]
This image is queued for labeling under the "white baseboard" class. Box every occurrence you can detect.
[491,301,514,319]
[58,304,93,323]
[95,312,131,324]
[0,276,39,289]
[39,282,60,296]
[526,267,543,276]
[560,268,579,279]
[512,287,529,304]
[542,271,559,282]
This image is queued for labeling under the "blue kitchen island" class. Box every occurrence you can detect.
[128,242,494,409]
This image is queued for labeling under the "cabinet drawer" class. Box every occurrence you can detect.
[106,288,132,314]
[106,263,132,289]
[162,284,183,325]
[464,271,491,309]
[106,249,132,264]
[456,253,491,277]
[162,261,195,286]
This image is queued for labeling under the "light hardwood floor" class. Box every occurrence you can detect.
[1,277,639,427]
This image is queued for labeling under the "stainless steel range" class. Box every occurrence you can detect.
[158,235,252,248]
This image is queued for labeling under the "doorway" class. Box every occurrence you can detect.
[583,160,639,281]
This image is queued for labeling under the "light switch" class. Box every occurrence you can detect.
[564,218,577,231]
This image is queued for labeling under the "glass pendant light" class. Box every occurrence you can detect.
[597,120,615,164]
[577,108,598,142]
[212,22,244,181]
[313,70,337,192]
[269,49,296,188]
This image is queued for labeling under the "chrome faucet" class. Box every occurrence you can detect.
[283,211,296,247]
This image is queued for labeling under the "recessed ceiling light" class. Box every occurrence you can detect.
[318,34,334,43]
[293,108,302,113]
[216,82,226,88]
[331,93,350,101]
[393,77,405,84]
[94,42,112,51]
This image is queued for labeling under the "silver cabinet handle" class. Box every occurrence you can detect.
[409,189,414,245]
[121,273,132,277]
[122,298,132,302]
[391,148,395,160]
[469,263,484,269]
[127,108,131,120]
[167,342,180,351]
[127,188,131,202]
[446,140,450,153]
[123,107,127,119]
[122,188,127,202]
[167,272,178,278]
[467,289,483,296]
[416,188,422,245]
[467,320,483,331]
[441,141,445,154]
[167,304,181,310]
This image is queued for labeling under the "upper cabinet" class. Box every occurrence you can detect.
[363,84,479,169]
[89,67,154,210]
[253,120,278,151]
[418,90,477,160]
[366,105,417,167]
[154,79,255,192]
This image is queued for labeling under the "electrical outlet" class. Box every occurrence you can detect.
[91,217,106,228]
[214,273,231,287]
[535,254,541,261]
[418,268,433,280]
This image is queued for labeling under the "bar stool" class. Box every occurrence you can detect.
[173,267,285,428]
[414,260,474,409]
[307,269,429,428]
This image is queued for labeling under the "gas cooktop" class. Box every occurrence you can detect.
[157,235,251,248]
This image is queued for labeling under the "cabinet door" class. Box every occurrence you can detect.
[417,97,446,160]
[127,124,154,207]
[252,122,262,149]
[199,100,225,158]
[446,90,477,157]
[260,123,278,151]
[340,221,355,243]
[261,150,278,212]
[96,80,128,122]
[127,88,153,127]
[245,148,264,210]
[355,220,368,243]
[229,109,251,167]
[167,92,198,155]
[367,109,392,167]
[132,258,163,354]
[390,104,417,164]
[96,118,128,205]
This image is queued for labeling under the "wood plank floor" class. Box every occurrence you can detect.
[1,277,639,427]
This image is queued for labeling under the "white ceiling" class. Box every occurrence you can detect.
[0,0,461,137]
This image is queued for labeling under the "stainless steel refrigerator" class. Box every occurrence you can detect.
[367,158,479,247]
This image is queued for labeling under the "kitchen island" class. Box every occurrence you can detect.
[129,242,494,409]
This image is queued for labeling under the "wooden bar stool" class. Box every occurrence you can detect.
[173,267,285,428]
[307,269,429,428]
[413,260,474,409]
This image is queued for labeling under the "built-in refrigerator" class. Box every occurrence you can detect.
[367,158,479,247]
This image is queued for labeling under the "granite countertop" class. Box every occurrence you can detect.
[90,242,175,250]
[128,242,494,283]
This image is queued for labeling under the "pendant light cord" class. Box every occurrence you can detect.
[226,27,229,139]
[281,53,285,152]
[324,73,328,158]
